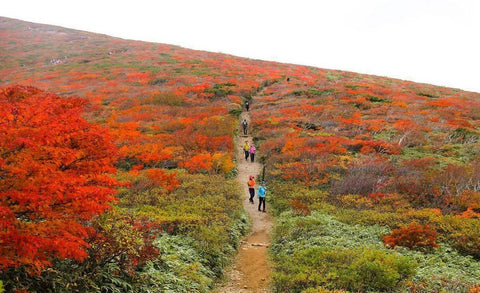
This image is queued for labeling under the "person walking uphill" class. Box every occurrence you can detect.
[249,143,256,163]
[248,175,255,203]
[243,141,250,161]
[258,181,267,212]
[242,119,248,135]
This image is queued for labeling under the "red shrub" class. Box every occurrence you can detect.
[383,222,439,250]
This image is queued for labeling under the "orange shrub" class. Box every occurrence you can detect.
[383,222,439,250]
[290,199,311,216]
[145,169,180,193]
[179,153,213,173]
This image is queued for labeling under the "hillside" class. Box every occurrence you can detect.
[2,16,480,292]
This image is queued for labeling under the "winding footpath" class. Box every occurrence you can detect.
[219,110,273,292]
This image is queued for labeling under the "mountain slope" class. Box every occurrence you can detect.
[2,16,480,292]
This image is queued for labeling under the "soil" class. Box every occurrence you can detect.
[218,110,273,293]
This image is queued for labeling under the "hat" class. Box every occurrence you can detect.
[261,181,265,184]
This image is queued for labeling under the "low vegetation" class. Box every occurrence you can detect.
[1,17,480,292]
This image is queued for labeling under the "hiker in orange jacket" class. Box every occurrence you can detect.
[248,175,255,204]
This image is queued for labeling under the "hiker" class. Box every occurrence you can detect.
[248,175,255,203]
[249,143,256,163]
[242,119,248,135]
[258,181,267,212]
[245,101,250,112]
[243,141,250,161]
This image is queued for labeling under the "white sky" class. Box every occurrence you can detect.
[2,0,480,93]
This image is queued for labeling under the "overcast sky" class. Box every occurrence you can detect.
[2,0,479,93]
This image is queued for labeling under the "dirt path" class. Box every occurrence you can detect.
[218,111,273,293]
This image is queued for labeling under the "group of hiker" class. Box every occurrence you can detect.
[247,175,267,212]
[242,100,267,212]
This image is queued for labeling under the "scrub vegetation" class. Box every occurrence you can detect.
[1,17,480,292]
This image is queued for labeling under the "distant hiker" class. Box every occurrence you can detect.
[248,175,256,203]
[242,119,248,135]
[286,77,290,82]
[243,141,250,161]
[249,143,256,163]
[258,181,267,212]
[245,101,250,112]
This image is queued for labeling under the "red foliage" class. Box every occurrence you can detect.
[290,199,311,216]
[145,168,180,193]
[382,222,439,250]
[368,192,386,201]
[179,153,213,173]
[456,207,480,219]
[0,85,119,274]
[280,161,329,187]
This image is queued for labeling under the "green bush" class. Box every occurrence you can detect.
[272,246,415,292]
[268,182,328,216]
[398,245,480,292]
[346,248,416,291]
[442,216,480,258]
[336,209,409,228]
[204,83,236,98]
[228,107,242,117]
[136,234,215,292]
[367,94,391,103]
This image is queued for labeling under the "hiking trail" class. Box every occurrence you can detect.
[218,110,273,292]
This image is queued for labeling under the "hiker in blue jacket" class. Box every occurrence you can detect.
[258,181,267,212]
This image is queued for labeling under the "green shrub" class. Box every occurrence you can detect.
[272,246,415,292]
[335,209,409,228]
[204,83,235,97]
[228,107,242,117]
[136,234,215,292]
[308,88,335,97]
[443,216,480,258]
[367,94,391,103]
[416,92,438,98]
[345,248,416,291]
[269,182,328,216]
[397,245,480,292]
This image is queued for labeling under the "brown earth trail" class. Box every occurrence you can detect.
[218,111,273,293]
